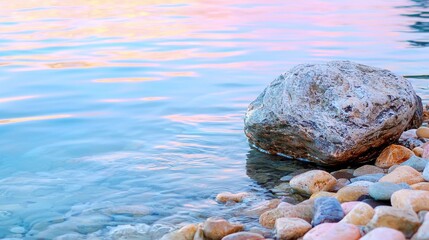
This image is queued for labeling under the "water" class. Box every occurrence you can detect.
[0,0,428,238]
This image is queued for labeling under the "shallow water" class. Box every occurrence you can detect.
[0,0,428,239]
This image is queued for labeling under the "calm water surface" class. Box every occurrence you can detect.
[1,0,429,239]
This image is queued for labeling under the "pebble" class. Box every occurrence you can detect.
[302,222,360,240]
[336,186,368,202]
[391,189,429,212]
[289,170,337,196]
[280,169,309,182]
[341,202,361,215]
[330,169,355,180]
[388,164,399,173]
[340,202,374,226]
[310,191,336,199]
[412,213,429,240]
[242,199,281,216]
[216,192,249,203]
[375,144,414,168]
[411,182,429,191]
[221,232,265,240]
[379,165,424,185]
[9,226,26,234]
[259,201,313,228]
[202,217,244,240]
[312,197,344,226]
[416,127,429,138]
[351,173,384,183]
[360,227,405,240]
[353,165,384,177]
[413,147,424,157]
[399,155,429,171]
[423,162,429,181]
[333,178,350,191]
[368,182,410,201]
[275,217,312,240]
[365,206,420,238]
[422,143,429,159]
[161,224,197,240]
[348,181,374,187]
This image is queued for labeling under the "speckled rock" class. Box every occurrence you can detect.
[312,197,344,226]
[259,202,313,228]
[216,192,249,203]
[340,202,374,226]
[336,186,369,202]
[412,213,429,240]
[303,222,360,240]
[375,145,414,168]
[379,166,424,185]
[353,165,384,177]
[368,182,411,201]
[400,156,429,171]
[244,61,421,166]
[341,202,361,215]
[360,227,406,240]
[242,199,281,216]
[423,162,429,181]
[289,170,337,195]
[411,182,429,191]
[202,218,244,240]
[275,217,312,240]
[221,232,265,240]
[413,147,424,157]
[350,173,384,183]
[365,206,420,238]
[391,189,429,212]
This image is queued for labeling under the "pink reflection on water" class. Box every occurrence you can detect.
[163,114,241,125]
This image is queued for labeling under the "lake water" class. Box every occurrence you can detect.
[0,0,428,239]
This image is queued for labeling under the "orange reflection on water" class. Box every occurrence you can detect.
[0,95,40,103]
[92,77,161,83]
[0,114,73,125]
[164,114,241,125]
[100,97,168,103]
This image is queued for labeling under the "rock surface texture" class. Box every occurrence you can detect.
[244,61,421,165]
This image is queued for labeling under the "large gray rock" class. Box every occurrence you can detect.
[244,61,422,165]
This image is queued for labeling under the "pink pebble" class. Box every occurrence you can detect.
[422,143,429,159]
[303,223,360,240]
[341,201,361,215]
[360,227,405,240]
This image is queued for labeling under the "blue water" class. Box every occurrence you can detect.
[0,0,428,239]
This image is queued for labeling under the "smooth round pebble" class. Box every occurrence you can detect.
[275,217,312,240]
[336,186,368,202]
[303,222,360,240]
[368,182,410,201]
[379,165,424,185]
[413,147,423,157]
[391,189,429,212]
[290,170,337,196]
[399,155,429,171]
[353,165,384,177]
[312,197,344,226]
[360,227,405,240]
[416,127,429,138]
[375,144,414,168]
[340,202,374,226]
[202,217,244,240]
[348,181,374,187]
[411,182,429,191]
[221,232,265,240]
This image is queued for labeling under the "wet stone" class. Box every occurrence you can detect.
[368,182,411,201]
[312,197,344,226]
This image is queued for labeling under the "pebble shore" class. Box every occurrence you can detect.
[160,112,429,240]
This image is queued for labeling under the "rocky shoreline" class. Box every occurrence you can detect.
[160,62,429,240]
[161,123,429,240]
